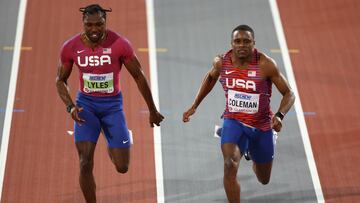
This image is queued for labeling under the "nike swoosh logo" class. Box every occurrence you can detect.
[122,140,129,144]
[77,50,85,54]
[225,70,235,75]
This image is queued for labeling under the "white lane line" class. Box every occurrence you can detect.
[0,0,28,201]
[269,0,324,202]
[128,129,134,145]
[145,0,165,203]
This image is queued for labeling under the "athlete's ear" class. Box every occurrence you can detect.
[253,40,256,45]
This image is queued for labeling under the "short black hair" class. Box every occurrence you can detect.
[79,4,112,20]
[232,24,255,39]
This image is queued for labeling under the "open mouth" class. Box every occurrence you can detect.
[90,33,100,39]
[238,49,247,54]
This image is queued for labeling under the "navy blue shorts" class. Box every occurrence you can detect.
[221,118,275,163]
[74,92,130,148]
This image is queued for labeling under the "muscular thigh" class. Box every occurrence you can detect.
[76,141,96,160]
[221,143,241,163]
[108,147,130,165]
[74,102,101,144]
[247,129,274,164]
[221,119,248,154]
[100,109,130,148]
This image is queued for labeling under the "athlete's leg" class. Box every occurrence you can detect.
[76,141,97,203]
[99,128,129,172]
[247,129,275,185]
[107,147,130,173]
[220,119,248,203]
[222,143,242,203]
[100,103,131,173]
[252,161,273,185]
[74,93,102,203]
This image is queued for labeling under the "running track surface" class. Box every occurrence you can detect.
[278,0,360,202]
[1,0,360,202]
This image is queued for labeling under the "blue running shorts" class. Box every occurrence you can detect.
[221,118,275,163]
[74,92,130,148]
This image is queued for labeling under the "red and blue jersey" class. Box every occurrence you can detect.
[219,49,273,131]
[60,29,135,97]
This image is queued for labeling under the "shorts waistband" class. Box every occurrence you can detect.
[76,91,123,103]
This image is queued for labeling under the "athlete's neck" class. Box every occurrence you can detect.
[81,32,106,48]
[232,52,253,68]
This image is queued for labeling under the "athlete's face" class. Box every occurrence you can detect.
[83,12,106,43]
[231,30,255,59]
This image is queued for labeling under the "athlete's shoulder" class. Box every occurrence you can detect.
[60,34,80,65]
[107,30,134,53]
[214,49,232,66]
[61,33,81,52]
[106,30,130,44]
[257,50,279,78]
[223,49,232,59]
[258,50,277,68]
[105,29,121,42]
[213,54,224,68]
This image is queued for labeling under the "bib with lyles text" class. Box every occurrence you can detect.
[82,73,114,93]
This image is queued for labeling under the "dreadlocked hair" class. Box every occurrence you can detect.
[79,4,112,20]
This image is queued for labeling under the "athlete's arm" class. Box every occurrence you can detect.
[262,54,295,132]
[182,56,222,122]
[124,57,164,127]
[56,64,84,124]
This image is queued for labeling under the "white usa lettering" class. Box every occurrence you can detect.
[77,55,111,67]
[225,78,256,91]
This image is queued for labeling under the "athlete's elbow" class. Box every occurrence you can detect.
[289,90,295,103]
[55,77,65,87]
[55,77,62,87]
[285,89,295,101]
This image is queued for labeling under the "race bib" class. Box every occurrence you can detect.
[82,73,114,93]
[227,90,259,114]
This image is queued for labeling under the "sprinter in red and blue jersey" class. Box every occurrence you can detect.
[183,25,295,202]
[55,4,164,203]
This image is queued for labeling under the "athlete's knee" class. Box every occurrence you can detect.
[224,158,238,179]
[258,176,270,185]
[79,157,94,174]
[253,163,272,185]
[115,164,128,174]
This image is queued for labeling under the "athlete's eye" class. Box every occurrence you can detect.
[96,22,104,27]
[234,39,241,44]
[244,39,251,44]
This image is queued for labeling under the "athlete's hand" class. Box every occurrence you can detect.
[150,111,164,127]
[70,106,85,125]
[271,116,282,132]
[183,106,196,122]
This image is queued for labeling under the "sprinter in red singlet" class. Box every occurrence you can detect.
[183,25,295,203]
[55,4,164,203]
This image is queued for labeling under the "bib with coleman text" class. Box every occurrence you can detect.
[227,89,259,114]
